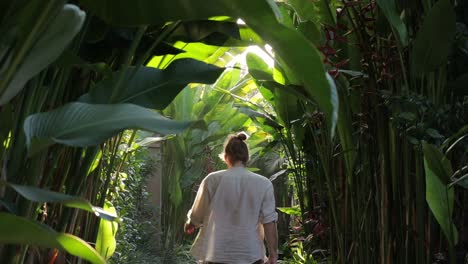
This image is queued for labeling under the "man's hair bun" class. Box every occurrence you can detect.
[236,132,248,141]
[221,132,250,165]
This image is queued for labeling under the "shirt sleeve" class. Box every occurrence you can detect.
[187,178,210,226]
[260,183,278,224]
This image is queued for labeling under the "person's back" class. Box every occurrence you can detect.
[185,133,278,264]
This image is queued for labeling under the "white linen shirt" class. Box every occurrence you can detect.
[187,166,278,264]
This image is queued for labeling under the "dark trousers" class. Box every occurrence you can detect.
[205,260,263,264]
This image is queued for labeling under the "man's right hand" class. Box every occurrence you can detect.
[263,221,278,264]
[184,222,196,235]
[266,255,277,264]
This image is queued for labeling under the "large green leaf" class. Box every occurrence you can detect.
[297,21,322,45]
[0,4,86,105]
[81,58,224,109]
[96,201,118,259]
[422,142,458,245]
[0,180,117,221]
[411,0,456,75]
[79,0,338,136]
[169,20,252,46]
[24,102,203,154]
[78,0,227,26]
[0,212,105,264]
[376,0,408,46]
[237,2,338,137]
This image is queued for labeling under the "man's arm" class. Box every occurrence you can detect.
[185,179,210,234]
[263,221,278,264]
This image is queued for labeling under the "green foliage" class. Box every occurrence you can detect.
[24,102,203,154]
[96,201,118,259]
[0,3,85,104]
[0,213,105,264]
[80,0,338,137]
[282,241,320,264]
[78,0,227,26]
[110,145,197,263]
[0,180,118,221]
[81,59,225,109]
[422,142,458,245]
[245,10,338,137]
[411,0,456,75]
[0,0,466,263]
[277,206,301,217]
[0,0,228,262]
[243,1,467,263]
[376,0,408,46]
[110,146,155,263]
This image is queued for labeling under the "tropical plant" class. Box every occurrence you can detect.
[240,0,467,263]
[1,0,465,264]
[0,1,242,262]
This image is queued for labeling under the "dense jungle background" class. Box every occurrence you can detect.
[0,0,467,263]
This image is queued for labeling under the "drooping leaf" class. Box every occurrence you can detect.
[80,58,225,109]
[0,180,118,221]
[96,201,118,259]
[0,213,105,264]
[422,142,458,245]
[411,0,456,75]
[24,102,204,154]
[376,0,408,46]
[0,4,86,105]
